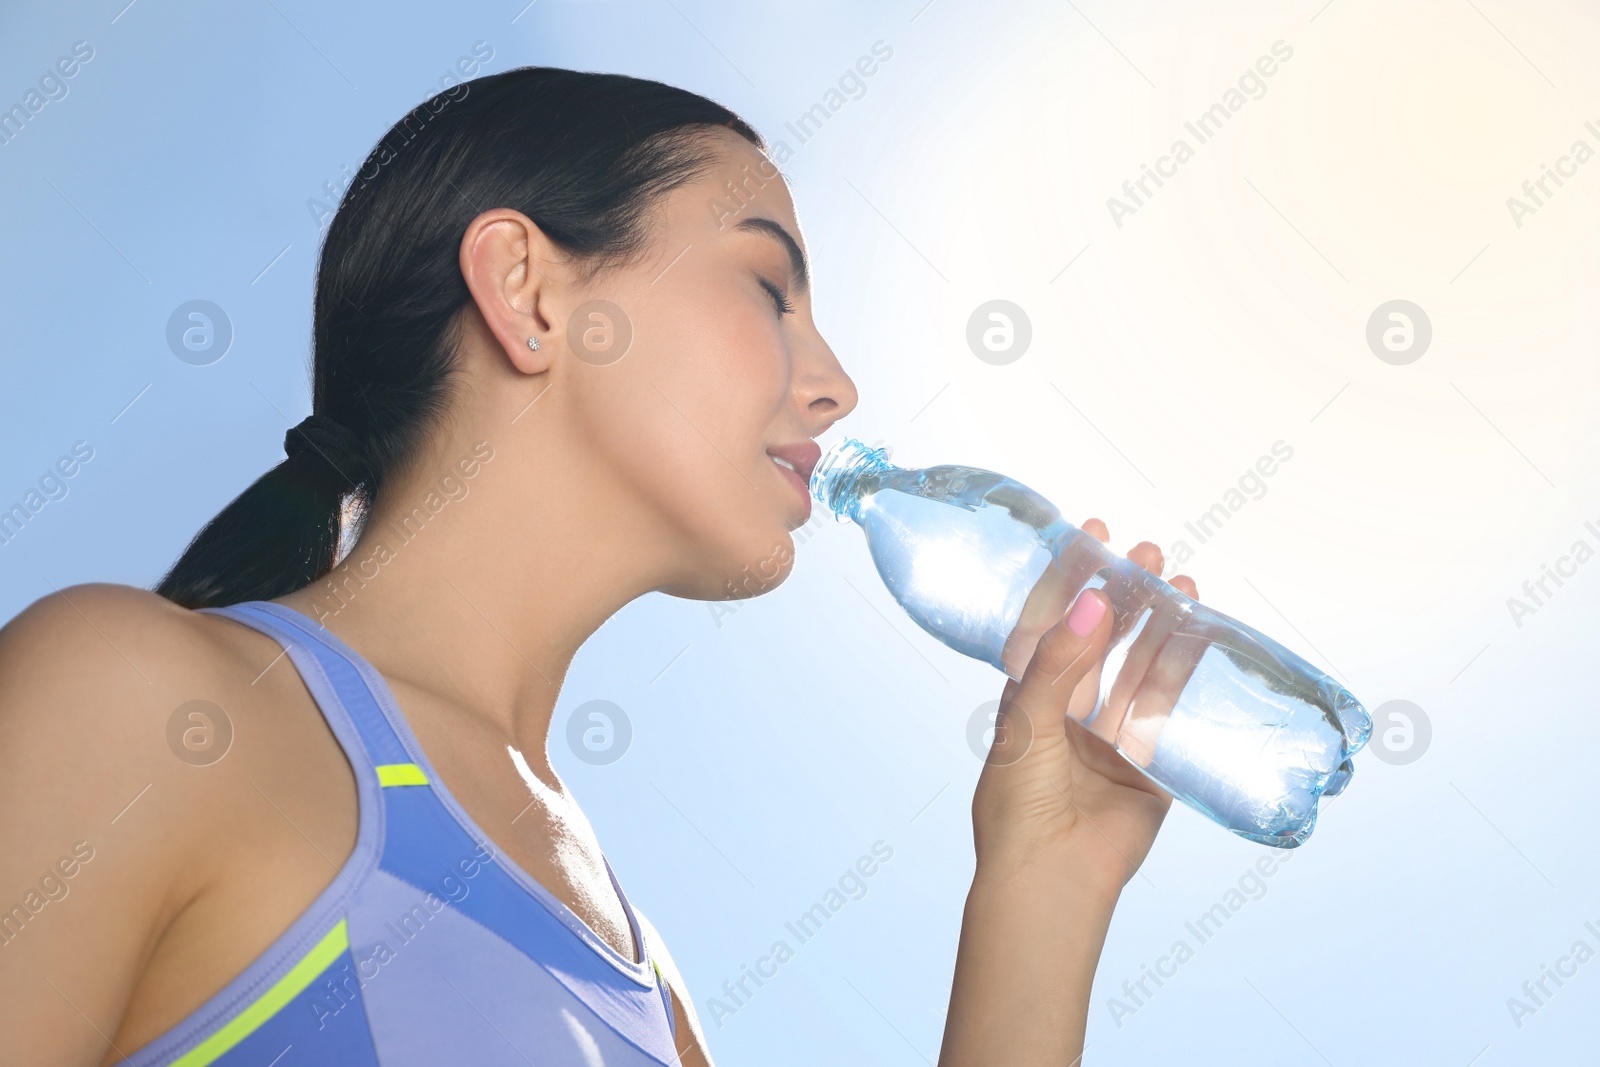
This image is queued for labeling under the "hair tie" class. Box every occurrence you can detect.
[283,414,368,490]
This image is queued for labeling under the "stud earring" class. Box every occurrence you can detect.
[527,336,541,351]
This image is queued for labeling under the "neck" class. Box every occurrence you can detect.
[275,412,683,774]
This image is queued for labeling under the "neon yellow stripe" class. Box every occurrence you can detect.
[170,919,349,1067]
[376,763,429,787]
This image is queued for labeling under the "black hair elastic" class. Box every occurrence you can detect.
[283,414,368,490]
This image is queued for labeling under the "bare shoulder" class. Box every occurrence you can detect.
[0,580,230,670]
[0,583,254,771]
[1,581,235,744]
[0,581,307,835]
[0,583,281,1063]
[0,582,269,878]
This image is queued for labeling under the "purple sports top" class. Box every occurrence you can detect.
[117,600,693,1067]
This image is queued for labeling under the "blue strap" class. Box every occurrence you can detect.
[199,601,412,769]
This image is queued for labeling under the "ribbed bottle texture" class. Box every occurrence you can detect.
[810,437,1370,847]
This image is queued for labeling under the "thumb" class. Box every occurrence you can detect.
[989,589,1115,766]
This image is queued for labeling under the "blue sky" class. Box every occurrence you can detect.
[4,0,1600,1063]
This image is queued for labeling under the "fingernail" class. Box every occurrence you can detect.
[1066,590,1106,636]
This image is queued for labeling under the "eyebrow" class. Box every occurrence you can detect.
[734,216,810,296]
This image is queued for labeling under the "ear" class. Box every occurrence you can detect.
[458,208,570,375]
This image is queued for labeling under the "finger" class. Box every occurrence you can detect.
[1117,631,1207,768]
[992,589,1114,765]
[1126,540,1163,576]
[997,676,1020,704]
[1170,574,1198,599]
[1081,517,1109,543]
[1085,599,1183,747]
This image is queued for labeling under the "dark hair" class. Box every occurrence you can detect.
[155,66,762,609]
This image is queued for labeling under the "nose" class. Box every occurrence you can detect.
[795,333,859,435]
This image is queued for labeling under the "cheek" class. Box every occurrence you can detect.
[574,283,790,550]
[675,273,788,399]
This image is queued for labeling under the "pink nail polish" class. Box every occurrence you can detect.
[1066,591,1106,636]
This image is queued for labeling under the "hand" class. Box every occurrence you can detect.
[940,521,1200,1066]
[970,518,1200,903]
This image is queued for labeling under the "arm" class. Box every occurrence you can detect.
[941,858,1119,1066]
[940,525,1197,1066]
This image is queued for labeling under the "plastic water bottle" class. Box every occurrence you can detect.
[810,437,1370,847]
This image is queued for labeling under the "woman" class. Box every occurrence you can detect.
[0,66,1198,1065]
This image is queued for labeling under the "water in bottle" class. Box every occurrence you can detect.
[810,437,1370,847]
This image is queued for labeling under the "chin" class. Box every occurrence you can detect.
[663,526,796,602]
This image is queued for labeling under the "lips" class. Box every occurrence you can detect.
[765,440,822,486]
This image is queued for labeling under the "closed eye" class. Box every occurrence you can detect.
[759,277,795,317]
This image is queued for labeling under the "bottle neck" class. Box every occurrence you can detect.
[810,438,893,524]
